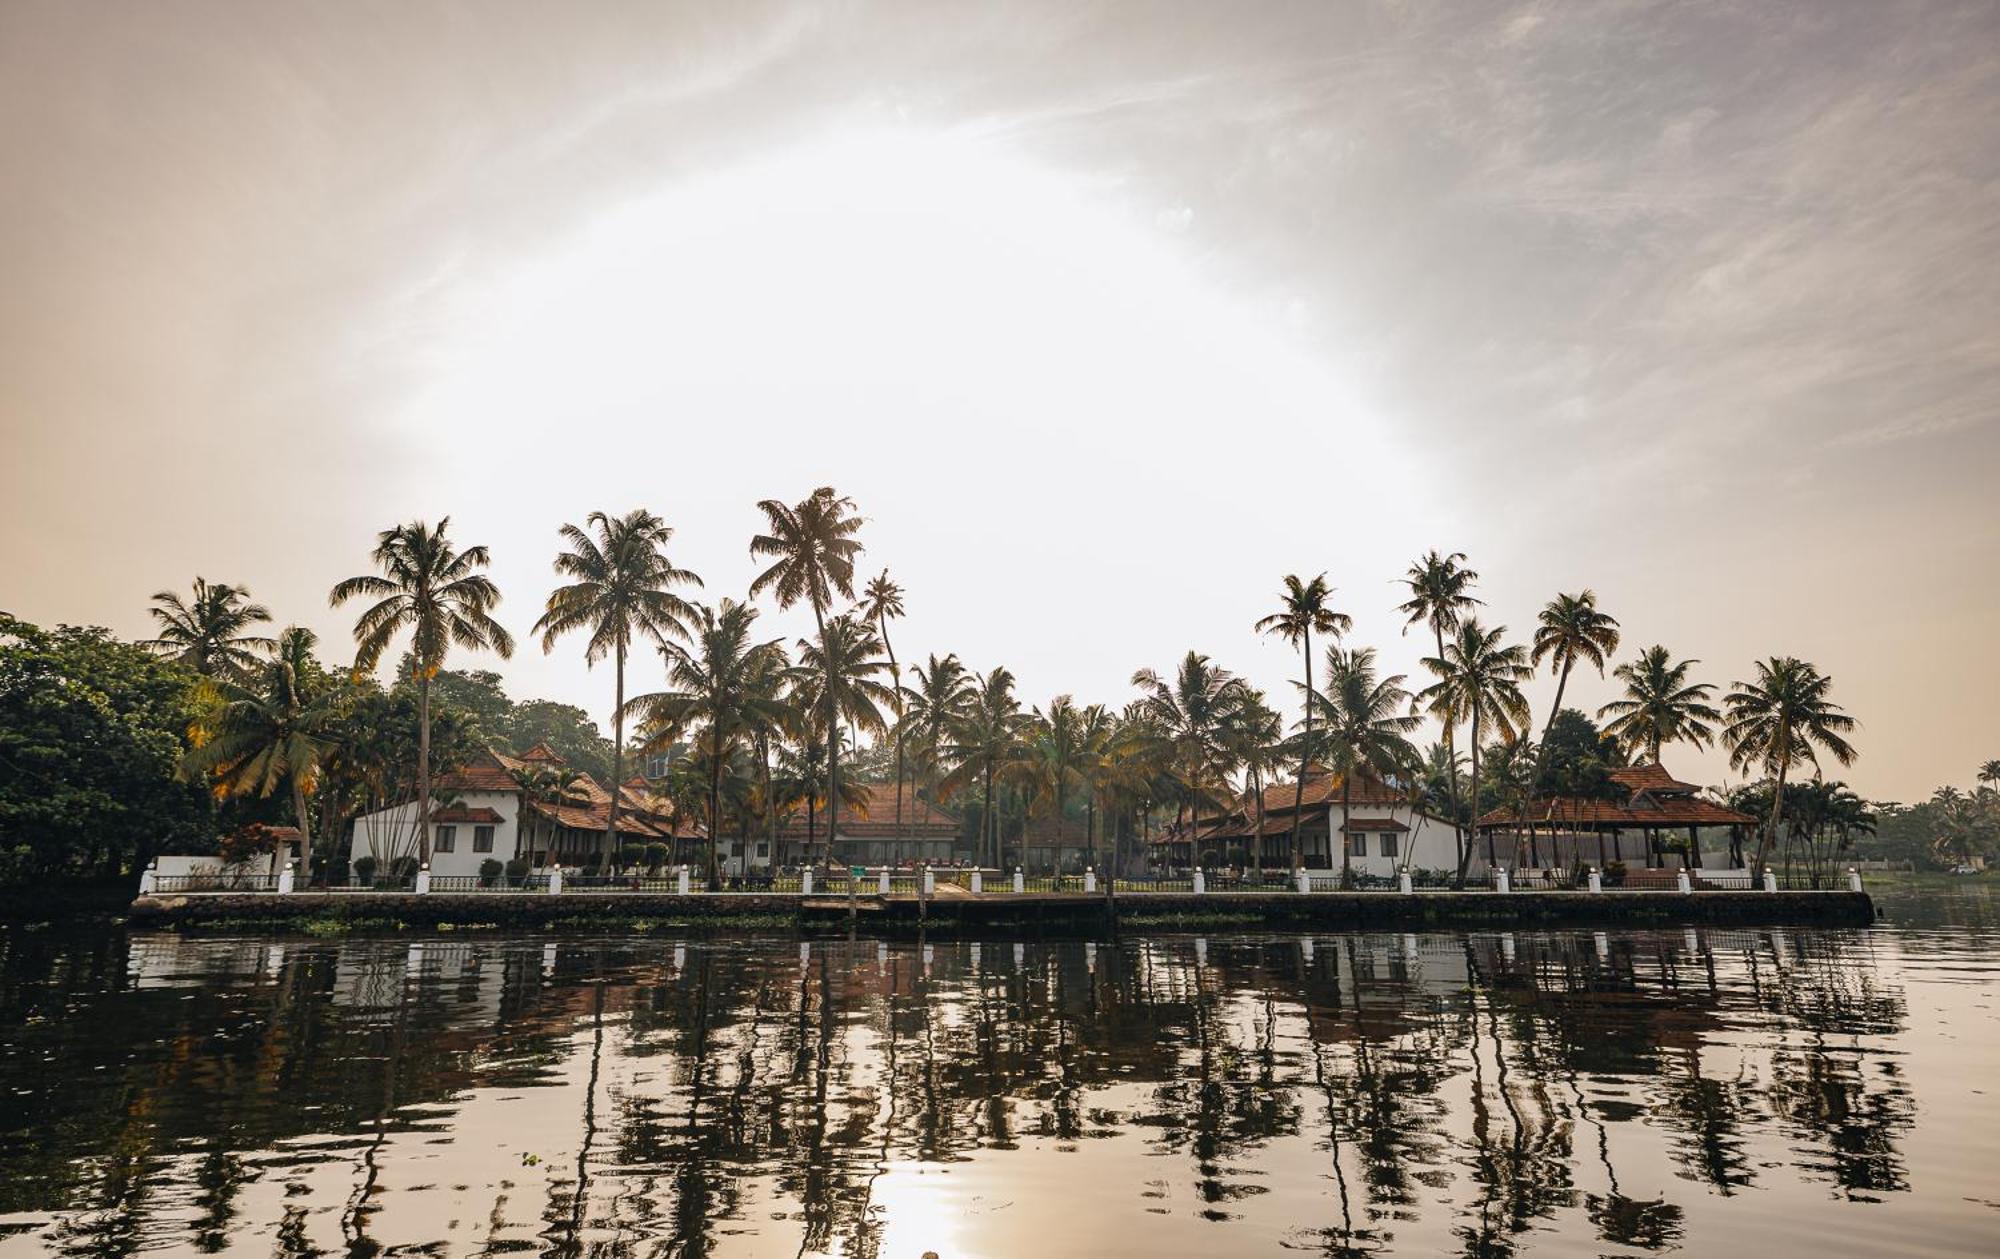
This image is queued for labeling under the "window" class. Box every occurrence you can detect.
[756,842,769,858]
[434,825,456,852]
[1349,832,1367,857]
[473,825,495,853]
[1380,832,1399,859]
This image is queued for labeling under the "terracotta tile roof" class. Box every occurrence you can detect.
[1608,762,1703,795]
[1475,796,1755,829]
[434,750,524,793]
[784,782,959,839]
[1339,817,1409,832]
[1249,768,1415,816]
[429,806,504,824]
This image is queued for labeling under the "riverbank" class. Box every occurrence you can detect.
[127,888,1876,935]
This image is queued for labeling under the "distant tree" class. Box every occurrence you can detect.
[1418,619,1532,884]
[901,654,975,803]
[1598,646,1720,764]
[1309,646,1420,887]
[1256,574,1351,871]
[331,518,515,863]
[141,578,274,682]
[939,668,1030,869]
[789,615,894,869]
[505,700,615,780]
[1131,652,1253,864]
[1399,552,1482,875]
[858,571,909,847]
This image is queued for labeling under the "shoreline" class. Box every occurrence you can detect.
[126,888,1877,935]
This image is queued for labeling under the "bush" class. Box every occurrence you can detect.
[479,858,504,887]
[643,842,670,872]
[504,857,530,882]
[1604,859,1628,887]
[387,855,420,886]
[352,855,378,886]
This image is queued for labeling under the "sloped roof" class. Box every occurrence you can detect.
[785,782,960,839]
[1608,762,1703,795]
[1476,796,1754,830]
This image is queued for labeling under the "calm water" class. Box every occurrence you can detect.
[1,888,1996,1258]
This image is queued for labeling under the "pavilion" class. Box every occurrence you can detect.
[1472,762,1756,871]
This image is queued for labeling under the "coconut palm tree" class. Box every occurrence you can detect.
[1223,693,1285,876]
[749,488,864,865]
[183,626,341,875]
[790,614,895,870]
[1531,592,1620,748]
[1418,619,1533,885]
[1399,551,1482,871]
[1073,702,1118,872]
[1308,646,1422,887]
[535,509,702,863]
[331,518,515,863]
[622,599,792,886]
[900,653,975,802]
[858,571,909,851]
[142,578,274,681]
[1131,652,1252,866]
[1598,646,1721,764]
[939,668,1029,869]
[1980,760,2000,791]
[1021,695,1089,865]
[1255,574,1351,871]
[1722,657,1857,886]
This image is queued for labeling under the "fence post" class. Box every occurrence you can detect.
[878,868,891,896]
[801,868,814,896]
[1083,868,1096,894]
[1495,867,1510,894]
[1587,867,1602,894]
[1012,867,1024,894]
[923,865,936,897]
[677,865,691,896]
[138,860,158,896]
[549,865,563,895]
[279,861,296,895]
[413,863,429,896]
[1398,869,1412,895]
[1295,867,1310,894]
[1193,868,1207,895]
[1762,869,1778,893]
[971,868,984,894]
[1676,868,1692,894]
[1848,867,1863,893]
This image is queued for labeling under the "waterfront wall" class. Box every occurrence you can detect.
[127,888,1875,933]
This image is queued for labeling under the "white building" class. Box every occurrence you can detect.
[1155,768,1479,880]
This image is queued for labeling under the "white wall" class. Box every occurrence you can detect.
[350,790,523,878]
[1323,805,1482,879]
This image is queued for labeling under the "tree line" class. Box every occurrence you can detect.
[3,487,1923,889]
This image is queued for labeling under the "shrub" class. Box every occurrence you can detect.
[387,855,420,886]
[1604,859,1628,887]
[643,842,670,873]
[352,855,378,886]
[479,858,504,887]
[504,857,530,882]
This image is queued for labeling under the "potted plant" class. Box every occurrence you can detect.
[352,854,377,887]
[479,858,503,888]
[505,856,531,887]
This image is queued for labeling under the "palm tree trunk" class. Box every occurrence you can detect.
[1524,658,1573,874]
[417,671,432,865]
[883,620,903,864]
[1750,752,1790,887]
[1454,711,1480,888]
[1338,773,1354,889]
[1289,630,1312,871]
[290,776,314,884]
[604,640,626,865]
[708,730,723,889]
[1436,625,1464,887]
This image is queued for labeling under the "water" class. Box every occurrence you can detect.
[1,885,1995,1257]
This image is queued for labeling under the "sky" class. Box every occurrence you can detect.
[2,0,1995,803]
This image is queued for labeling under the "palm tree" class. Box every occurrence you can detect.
[1255,574,1351,871]
[330,518,515,863]
[142,578,274,680]
[623,599,791,886]
[1526,591,1620,863]
[535,509,702,864]
[858,571,909,853]
[749,488,864,866]
[1598,646,1721,763]
[1418,619,1532,884]
[790,614,895,870]
[183,626,341,875]
[1311,646,1422,887]
[1399,551,1482,873]
[939,668,1029,869]
[1722,657,1857,886]
[900,653,975,802]
[1073,702,1118,872]
[1131,652,1251,867]
[1223,694,1285,876]
[1021,696,1089,867]
[1980,760,2000,791]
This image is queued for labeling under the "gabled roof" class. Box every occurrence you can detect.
[1608,762,1702,795]
[1475,796,1754,830]
[429,806,505,824]
[785,782,960,839]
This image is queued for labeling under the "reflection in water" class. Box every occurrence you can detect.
[0,905,1994,1258]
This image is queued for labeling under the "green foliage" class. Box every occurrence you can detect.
[479,857,504,886]
[0,614,215,885]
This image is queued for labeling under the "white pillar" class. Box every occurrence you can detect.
[676,866,691,895]
[139,860,158,896]
[922,866,936,896]
[1495,867,1510,894]
[549,865,563,895]
[1083,868,1097,894]
[1501,933,1516,963]
[1594,931,1610,961]
[1300,937,1316,963]
[1848,867,1863,893]
[1676,868,1693,894]
[1012,867,1024,894]
[970,869,984,894]
[1398,870,1412,895]
[1296,867,1312,894]
[1193,868,1207,895]
[801,868,814,896]
[279,861,297,895]
[878,869,891,896]
[1762,869,1778,893]
[1587,867,1602,893]
[412,863,428,896]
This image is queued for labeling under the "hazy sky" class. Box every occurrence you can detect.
[3,1,1995,802]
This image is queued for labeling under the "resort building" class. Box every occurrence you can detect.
[349,743,692,879]
[1473,762,1756,871]
[774,782,963,869]
[1156,769,1470,878]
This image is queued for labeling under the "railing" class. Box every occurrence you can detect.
[1112,876,1197,893]
[152,873,282,894]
